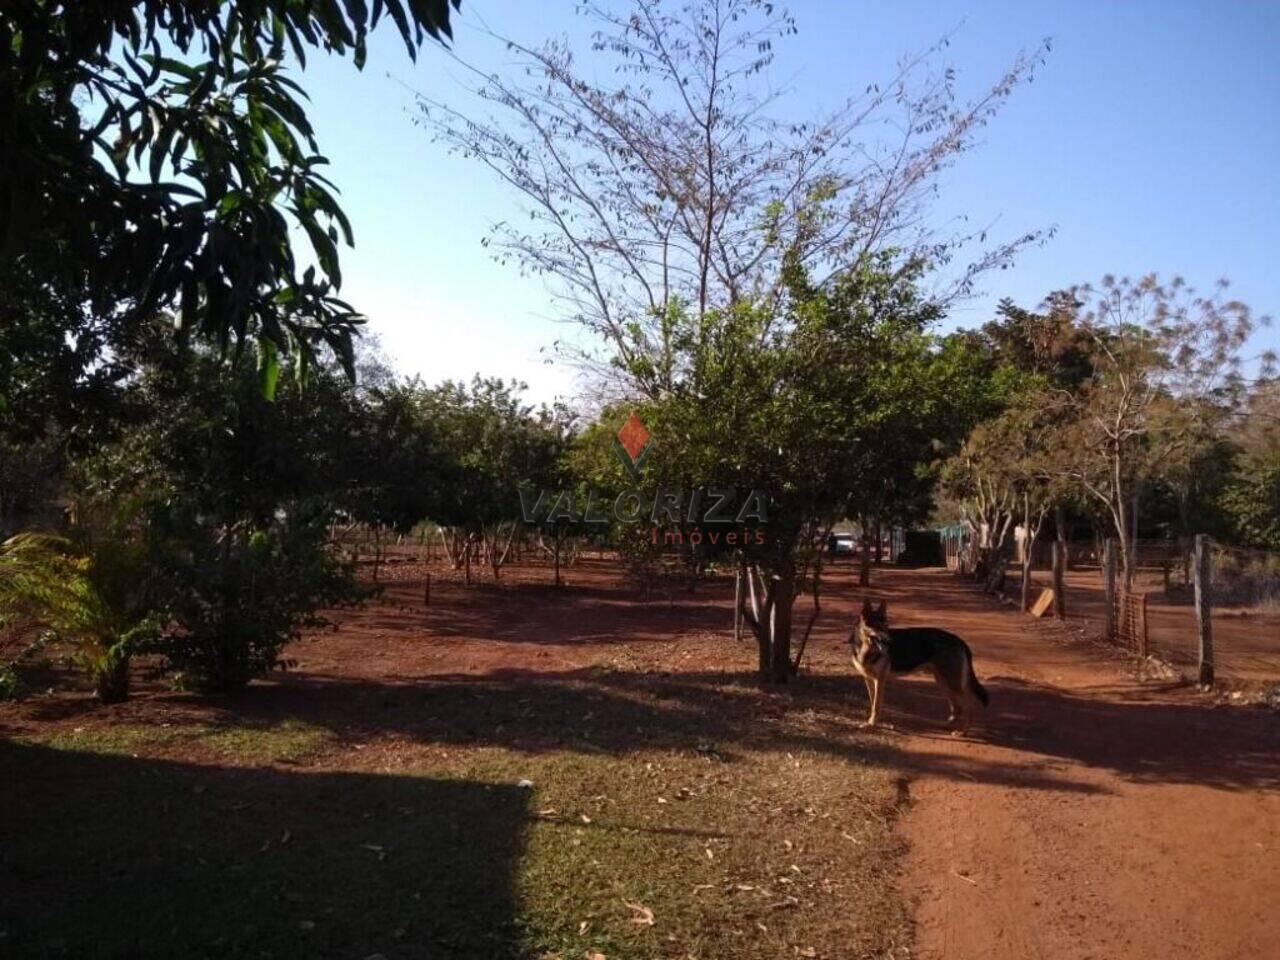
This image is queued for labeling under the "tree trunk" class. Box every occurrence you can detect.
[858,523,872,586]
[1019,493,1031,611]
[1020,546,1033,612]
[768,569,794,684]
[790,555,823,675]
[1113,493,1135,593]
[1055,504,1070,571]
[740,563,796,685]
[752,568,773,679]
[1193,534,1214,686]
[733,558,744,643]
[94,651,131,704]
[1103,538,1117,642]
[1121,535,1136,592]
[553,530,563,587]
[1052,536,1067,619]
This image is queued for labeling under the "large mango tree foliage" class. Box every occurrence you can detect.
[1,0,461,403]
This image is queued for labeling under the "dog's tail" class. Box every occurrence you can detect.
[967,654,989,707]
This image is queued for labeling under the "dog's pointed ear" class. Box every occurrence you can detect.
[877,600,887,618]
[860,599,873,621]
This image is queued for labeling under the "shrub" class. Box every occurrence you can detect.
[0,533,159,703]
[153,502,365,692]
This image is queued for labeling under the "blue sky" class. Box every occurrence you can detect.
[294,1,1280,404]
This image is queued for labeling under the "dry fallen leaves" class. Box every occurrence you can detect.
[623,900,655,926]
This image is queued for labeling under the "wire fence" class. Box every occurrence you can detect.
[1023,537,1280,687]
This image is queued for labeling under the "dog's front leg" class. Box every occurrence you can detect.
[860,675,878,726]
[867,676,882,727]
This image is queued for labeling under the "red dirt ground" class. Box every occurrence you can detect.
[869,568,1280,960]
[4,557,1278,958]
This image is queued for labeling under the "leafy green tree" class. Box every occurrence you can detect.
[417,377,573,581]
[941,396,1069,604]
[2,0,460,383]
[343,377,448,535]
[634,255,963,682]
[0,274,132,530]
[1223,460,1280,551]
[1046,275,1262,588]
[82,339,372,690]
[977,293,1096,390]
[1221,381,1280,551]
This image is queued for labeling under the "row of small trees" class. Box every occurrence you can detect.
[941,280,1275,604]
[0,323,577,700]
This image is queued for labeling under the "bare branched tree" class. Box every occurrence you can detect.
[1050,275,1268,588]
[415,0,1050,396]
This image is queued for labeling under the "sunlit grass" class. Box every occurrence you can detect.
[21,717,334,764]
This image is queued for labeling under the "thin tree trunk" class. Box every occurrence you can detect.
[1193,534,1214,686]
[1053,504,1067,619]
[791,554,824,674]
[733,556,744,643]
[1055,504,1070,571]
[1103,538,1117,641]
[858,521,872,587]
[769,569,795,684]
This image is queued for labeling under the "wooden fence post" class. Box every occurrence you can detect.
[1052,539,1067,619]
[1139,593,1149,658]
[1103,538,1117,642]
[1194,534,1214,686]
[733,561,744,643]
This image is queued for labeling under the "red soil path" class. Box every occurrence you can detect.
[862,567,1280,960]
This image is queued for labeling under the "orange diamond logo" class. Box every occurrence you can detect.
[615,412,653,472]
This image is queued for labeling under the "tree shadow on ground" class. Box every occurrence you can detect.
[45,652,1269,796]
[0,740,527,960]
[348,576,736,647]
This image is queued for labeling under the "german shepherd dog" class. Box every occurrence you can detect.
[850,600,989,733]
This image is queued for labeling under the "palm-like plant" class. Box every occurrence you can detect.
[0,533,159,703]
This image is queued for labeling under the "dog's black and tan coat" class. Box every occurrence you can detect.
[849,600,989,733]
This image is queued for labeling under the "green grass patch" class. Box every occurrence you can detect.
[20,717,334,764]
[0,736,907,959]
[1,659,912,959]
[200,718,335,763]
[456,745,908,960]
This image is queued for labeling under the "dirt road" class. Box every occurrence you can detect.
[867,568,1280,960]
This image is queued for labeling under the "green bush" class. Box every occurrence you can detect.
[0,533,158,703]
[153,502,365,692]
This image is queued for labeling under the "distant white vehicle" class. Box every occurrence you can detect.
[829,533,856,555]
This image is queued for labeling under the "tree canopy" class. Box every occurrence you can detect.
[2,0,461,387]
